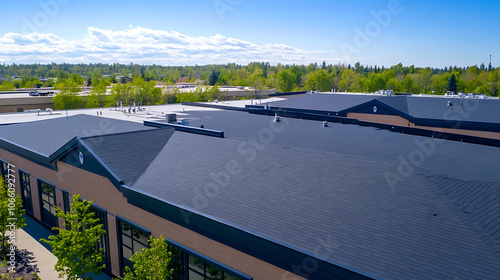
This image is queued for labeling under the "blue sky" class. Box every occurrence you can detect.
[0,0,498,67]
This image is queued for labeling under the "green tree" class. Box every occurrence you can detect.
[209,70,219,86]
[304,69,331,92]
[53,80,84,110]
[401,75,417,93]
[120,235,173,280]
[0,176,26,255]
[41,195,105,280]
[86,81,108,108]
[0,81,16,91]
[446,73,458,93]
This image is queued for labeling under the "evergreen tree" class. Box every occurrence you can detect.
[446,73,458,93]
[208,70,219,86]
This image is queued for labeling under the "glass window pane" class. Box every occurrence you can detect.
[224,273,240,280]
[189,255,204,274]
[122,235,132,248]
[133,240,147,253]
[138,231,149,245]
[122,246,133,260]
[206,263,222,279]
[189,270,204,280]
[121,223,131,235]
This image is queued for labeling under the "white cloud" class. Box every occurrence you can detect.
[0,26,342,65]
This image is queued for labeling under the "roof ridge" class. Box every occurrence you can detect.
[80,126,172,140]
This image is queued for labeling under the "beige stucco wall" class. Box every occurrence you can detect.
[0,148,305,280]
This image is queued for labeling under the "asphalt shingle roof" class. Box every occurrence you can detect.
[0,114,156,156]
[131,128,500,279]
[2,110,500,279]
[268,93,378,112]
[81,128,175,185]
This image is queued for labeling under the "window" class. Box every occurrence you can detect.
[38,179,58,228]
[117,217,150,274]
[19,170,33,215]
[0,160,10,182]
[116,218,251,280]
[167,241,249,280]
[90,203,110,274]
[61,190,71,230]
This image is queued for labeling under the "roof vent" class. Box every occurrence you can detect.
[322,121,328,127]
[166,113,177,123]
[447,101,453,106]
[273,113,281,122]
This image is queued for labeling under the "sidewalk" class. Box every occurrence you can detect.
[13,215,112,280]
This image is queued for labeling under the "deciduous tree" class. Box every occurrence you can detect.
[120,235,173,280]
[41,194,105,280]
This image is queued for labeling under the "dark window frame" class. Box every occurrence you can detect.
[89,202,111,275]
[19,169,33,215]
[0,159,10,182]
[114,217,251,279]
[37,178,58,229]
[116,216,151,276]
[61,190,71,230]
[167,238,252,280]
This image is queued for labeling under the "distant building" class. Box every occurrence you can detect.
[268,93,500,140]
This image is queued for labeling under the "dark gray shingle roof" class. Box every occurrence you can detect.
[82,128,175,185]
[404,96,500,123]
[269,93,500,125]
[131,114,500,279]
[0,114,155,156]
[268,94,378,112]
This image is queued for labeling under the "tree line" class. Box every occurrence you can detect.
[51,77,224,110]
[0,62,499,96]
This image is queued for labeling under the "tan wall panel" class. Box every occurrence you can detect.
[347,112,411,126]
[54,189,65,228]
[0,149,305,280]
[346,112,500,140]
[30,174,42,221]
[410,124,500,140]
[106,215,120,277]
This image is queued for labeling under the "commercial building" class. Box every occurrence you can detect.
[1,99,500,279]
[268,93,500,140]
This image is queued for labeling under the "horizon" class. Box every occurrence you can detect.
[0,0,498,68]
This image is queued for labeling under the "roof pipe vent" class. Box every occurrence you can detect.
[322,121,328,127]
[273,113,281,122]
[447,101,453,106]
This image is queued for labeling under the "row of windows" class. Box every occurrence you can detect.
[170,246,242,280]
[1,159,249,280]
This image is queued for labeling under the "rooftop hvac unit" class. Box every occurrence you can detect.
[166,113,177,123]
